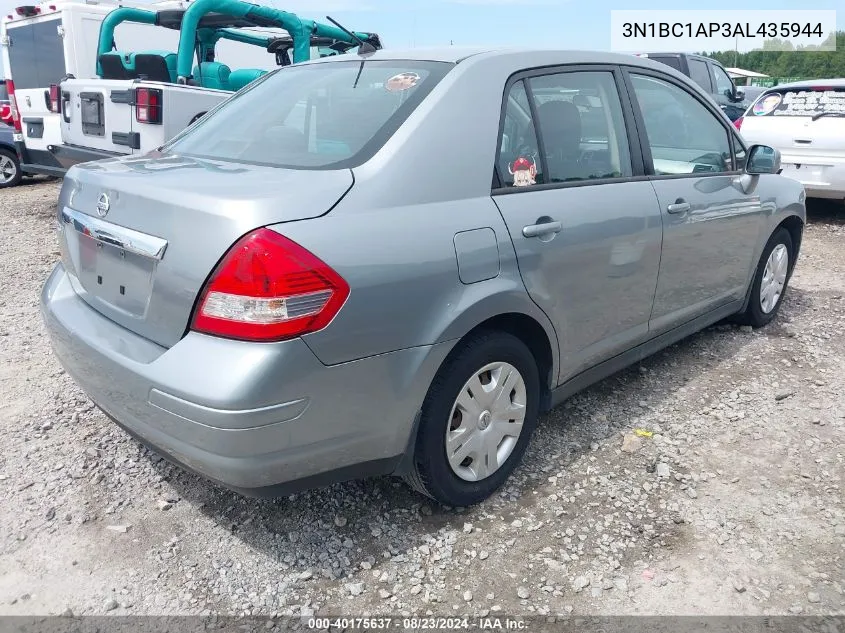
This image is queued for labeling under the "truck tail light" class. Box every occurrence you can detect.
[190,229,350,342]
[734,116,743,131]
[48,84,61,113]
[135,87,162,124]
[6,80,22,133]
[14,5,40,16]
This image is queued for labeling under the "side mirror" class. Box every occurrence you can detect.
[746,144,782,175]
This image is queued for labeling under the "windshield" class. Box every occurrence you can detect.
[7,18,66,90]
[164,60,453,169]
[749,87,845,118]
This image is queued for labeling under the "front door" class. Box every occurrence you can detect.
[492,67,663,383]
[625,70,764,334]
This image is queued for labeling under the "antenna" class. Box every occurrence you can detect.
[325,15,377,55]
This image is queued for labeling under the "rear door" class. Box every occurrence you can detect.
[492,65,663,381]
[5,15,65,154]
[740,86,845,197]
[624,68,764,333]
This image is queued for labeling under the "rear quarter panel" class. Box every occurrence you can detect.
[282,52,566,379]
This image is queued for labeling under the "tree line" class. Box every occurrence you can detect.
[700,30,845,80]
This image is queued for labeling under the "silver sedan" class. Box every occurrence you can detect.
[41,47,805,506]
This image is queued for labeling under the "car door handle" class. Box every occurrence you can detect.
[523,221,562,238]
[666,202,691,214]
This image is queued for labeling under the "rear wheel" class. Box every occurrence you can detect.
[0,148,22,189]
[405,331,540,506]
[735,227,794,328]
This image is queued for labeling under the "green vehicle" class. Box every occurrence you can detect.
[55,0,380,171]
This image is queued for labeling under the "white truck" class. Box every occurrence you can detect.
[55,0,381,171]
[0,0,186,176]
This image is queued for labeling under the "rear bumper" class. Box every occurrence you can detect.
[779,156,845,200]
[40,263,451,495]
[51,143,125,173]
[18,142,65,177]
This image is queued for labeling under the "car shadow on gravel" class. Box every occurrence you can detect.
[806,199,845,226]
[134,295,813,581]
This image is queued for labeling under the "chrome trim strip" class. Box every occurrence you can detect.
[60,207,168,261]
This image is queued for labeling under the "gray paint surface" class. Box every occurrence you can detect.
[41,47,806,495]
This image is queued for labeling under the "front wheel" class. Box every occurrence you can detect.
[735,227,794,328]
[0,148,22,189]
[405,331,540,506]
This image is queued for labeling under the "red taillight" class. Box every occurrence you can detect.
[48,83,60,113]
[734,116,743,131]
[6,80,22,133]
[135,87,162,124]
[0,104,10,125]
[190,229,350,342]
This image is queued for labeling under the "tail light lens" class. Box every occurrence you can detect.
[48,84,60,113]
[734,116,743,131]
[135,87,162,124]
[191,229,350,342]
[6,80,22,133]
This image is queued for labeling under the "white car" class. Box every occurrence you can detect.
[737,79,845,201]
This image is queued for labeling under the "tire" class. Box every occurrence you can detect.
[0,148,22,189]
[405,330,541,506]
[734,227,794,328]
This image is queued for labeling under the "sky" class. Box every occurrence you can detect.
[1,0,843,71]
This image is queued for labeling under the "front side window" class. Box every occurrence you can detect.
[164,60,452,169]
[630,74,733,176]
[712,65,735,99]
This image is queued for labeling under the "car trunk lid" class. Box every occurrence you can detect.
[741,86,845,158]
[57,153,353,348]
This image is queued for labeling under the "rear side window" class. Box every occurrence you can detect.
[6,19,66,90]
[497,70,632,188]
[650,56,682,72]
[688,59,711,92]
[164,60,453,169]
[749,87,845,118]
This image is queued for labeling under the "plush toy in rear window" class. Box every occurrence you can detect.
[509,156,537,187]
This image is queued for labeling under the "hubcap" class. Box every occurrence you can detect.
[760,243,788,314]
[445,362,527,482]
[0,156,16,185]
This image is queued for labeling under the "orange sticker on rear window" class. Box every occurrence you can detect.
[386,72,420,92]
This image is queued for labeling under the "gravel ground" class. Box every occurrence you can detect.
[0,179,843,618]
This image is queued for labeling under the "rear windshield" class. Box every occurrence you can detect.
[164,60,453,169]
[750,87,845,117]
[650,56,683,72]
[6,18,66,90]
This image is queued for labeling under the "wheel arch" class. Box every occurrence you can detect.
[432,289,560,411]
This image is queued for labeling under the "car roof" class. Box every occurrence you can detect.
[307,46,686,69]
[762,78,845,91]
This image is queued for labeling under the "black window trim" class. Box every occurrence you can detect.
[620,65,742,181]
[492,63,646,196]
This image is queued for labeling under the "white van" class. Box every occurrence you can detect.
[0,0,184,176]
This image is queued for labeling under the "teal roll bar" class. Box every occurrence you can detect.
[96,7,158,76]
[175,0,372,80]
[96,0,374,82]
